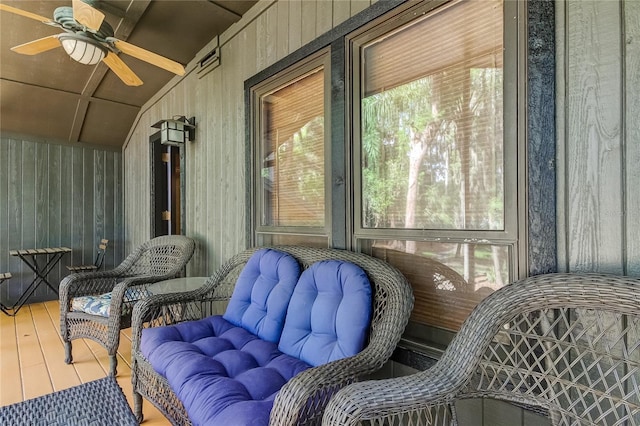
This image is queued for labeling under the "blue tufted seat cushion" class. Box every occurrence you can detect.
[278,259,372,366]
[140,315,312,426]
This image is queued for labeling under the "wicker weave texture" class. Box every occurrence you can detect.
[129,246,414,425]
[322,273,640,426]
[59,235,195,376]
[0,377,137,425]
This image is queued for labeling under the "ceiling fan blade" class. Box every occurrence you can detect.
[103,52,143,86]
[11,35,61,55]
[0,4,52,23]
[72,0,105,32]
[113,40,185,76]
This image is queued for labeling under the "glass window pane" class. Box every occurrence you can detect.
[365,240,509,332]
[360,0,504,231]
[260,67,325,227]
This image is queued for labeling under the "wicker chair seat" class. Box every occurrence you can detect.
[70,288,153,317]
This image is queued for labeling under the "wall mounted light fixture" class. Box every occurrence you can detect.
[151,116,196,146]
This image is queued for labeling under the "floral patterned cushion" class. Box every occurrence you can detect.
[71,289,152,317]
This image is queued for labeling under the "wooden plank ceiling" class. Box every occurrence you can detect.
[0,0,257,148]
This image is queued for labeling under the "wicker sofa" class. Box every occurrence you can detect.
[130,246,414,425]
[322,273,640,425]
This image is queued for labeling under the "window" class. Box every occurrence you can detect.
[249,0,529,347]
[351,0,522,338]
[250,51,330,247]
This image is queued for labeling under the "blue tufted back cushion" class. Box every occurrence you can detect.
[278,260,372,367]
[222,248,300,343]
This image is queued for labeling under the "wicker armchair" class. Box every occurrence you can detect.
[130,246,414,425]
[322,273,640,426]
[60,235,195,376]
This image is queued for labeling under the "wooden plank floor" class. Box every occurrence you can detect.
[0,300,170,425]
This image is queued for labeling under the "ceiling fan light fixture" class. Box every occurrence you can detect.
[59,33,107,65]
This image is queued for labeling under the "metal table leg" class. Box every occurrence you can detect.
[6,248,71,316]
[0,273,13,316]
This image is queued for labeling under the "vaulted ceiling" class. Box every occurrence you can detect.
[0,0,257,148]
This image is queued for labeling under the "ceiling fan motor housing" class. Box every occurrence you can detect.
[54,6,114,39]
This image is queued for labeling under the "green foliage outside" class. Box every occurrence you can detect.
[361,68,504,232]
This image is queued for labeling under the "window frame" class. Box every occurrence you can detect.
[347,0,526,280]
[249,49,332,244]
[347,0,530,341]
[346,0,529,302]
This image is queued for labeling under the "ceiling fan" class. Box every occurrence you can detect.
[0,0,185,86]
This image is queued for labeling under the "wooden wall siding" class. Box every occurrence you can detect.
[553,6,639,426]
[557,0,640,275]
[123,0,376,276]
[0,136,123,304]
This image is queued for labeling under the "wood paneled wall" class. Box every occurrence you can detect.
[556,0,640,275]
[124,0,378,276]
[0,136,123,304]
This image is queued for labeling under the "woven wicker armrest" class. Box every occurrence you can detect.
[271,350,394,425]
[320,363,548,425]
[322,359,552,424]
[322,369,461,425]
[59,271,159,309]
[59,274,122,302]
